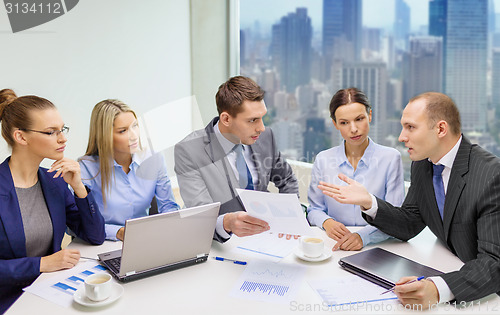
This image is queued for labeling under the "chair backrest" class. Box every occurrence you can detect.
[149,196,158,215]
[267,159,312,206]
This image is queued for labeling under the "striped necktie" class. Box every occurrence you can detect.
[432,164,445,220]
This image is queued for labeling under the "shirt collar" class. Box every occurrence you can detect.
[112,146,152,169]
[337,137,374,168]
[214,120,241,154]
[432,135,462,169]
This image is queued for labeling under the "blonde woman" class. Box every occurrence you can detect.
[79,99,179,241]
[0,89,105,311]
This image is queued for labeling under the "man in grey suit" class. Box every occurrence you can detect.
[319,92,500,309]
[175,76,299,242]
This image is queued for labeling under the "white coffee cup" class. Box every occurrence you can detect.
[84,273,112,302]
[299,236,324,258]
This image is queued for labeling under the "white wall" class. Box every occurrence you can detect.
[0,0,192,168]
[190,0,231,121]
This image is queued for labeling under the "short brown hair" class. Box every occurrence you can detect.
[410,92,461,135]
[215,76,265,117]
[0,89,56,147]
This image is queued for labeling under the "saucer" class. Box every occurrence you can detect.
[294,248,332,262]
[73,283,124,307]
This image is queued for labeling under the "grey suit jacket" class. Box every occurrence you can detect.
[174,117,299,242]
[364,136,500,302]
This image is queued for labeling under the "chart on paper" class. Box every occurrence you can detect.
[24,261,109,308]
[239,281,289,296]
[308,275,398,306]
[230,260,306,303]
[236,232,300,262]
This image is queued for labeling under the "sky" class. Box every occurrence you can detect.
[240,0,500,32]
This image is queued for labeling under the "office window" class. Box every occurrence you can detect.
[240,0,500,179]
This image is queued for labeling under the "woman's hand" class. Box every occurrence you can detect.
[332,232,363,251]
[116,227,125,241]
[322,218,350,241]
[48,158,88,198]
[40,249,81,273]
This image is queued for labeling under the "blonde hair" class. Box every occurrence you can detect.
[82,99,137,205]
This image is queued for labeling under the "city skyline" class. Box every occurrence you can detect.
[241,0,500,171]
[241,0,500,31]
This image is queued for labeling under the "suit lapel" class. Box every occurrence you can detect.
[0,158,27,257]
[203,118,239,191]
[443,137,469,239]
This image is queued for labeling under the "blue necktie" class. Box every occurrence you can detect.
[432,164,445,220]
[234,144,254,190]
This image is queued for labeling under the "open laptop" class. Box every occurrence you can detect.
[338,247,443,289]
[98,202,220,282]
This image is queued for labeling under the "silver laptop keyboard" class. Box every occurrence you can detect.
[106,257,121,274]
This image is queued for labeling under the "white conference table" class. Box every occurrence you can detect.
[7,227,500,315]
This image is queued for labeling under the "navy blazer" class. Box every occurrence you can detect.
[0,157,105,312]
[365,137,500,302]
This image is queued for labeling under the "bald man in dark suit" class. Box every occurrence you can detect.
[319,92,500,309]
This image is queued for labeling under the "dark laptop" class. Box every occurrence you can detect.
[98,202,220,282]
[338,247,443,289]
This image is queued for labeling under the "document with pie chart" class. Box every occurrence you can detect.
[236,189,310,235]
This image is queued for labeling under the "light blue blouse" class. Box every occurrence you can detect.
[79,150,179,240]
[307,138,405,246]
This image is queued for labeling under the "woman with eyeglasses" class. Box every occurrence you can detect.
[78,99,179,241]
[307,88,405,251]
[0,89,105,311]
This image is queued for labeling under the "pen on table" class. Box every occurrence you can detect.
[380,276,425,295]
[213,256,247,265]
[80,256,99,261]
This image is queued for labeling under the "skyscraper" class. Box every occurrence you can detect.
[332,62,388,144]
[429,0,447,37]
[492,49,500,116]
[322,0,343,59]
[363,28,382,54]
[322,0,362,79]
[343,0,362,61]
[403,37,443,101]
[445,0,488,132]
[303,117,328,162]
[240,30,246,67]
[272,120,304,160]
[394,0,411,50]
[270,8,312,93]
[429,0,447,90]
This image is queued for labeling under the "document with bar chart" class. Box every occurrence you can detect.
[23,261,109,307]
[230,260,306,304]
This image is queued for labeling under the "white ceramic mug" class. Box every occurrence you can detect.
[299,236,324,258]
[84,273,112,302]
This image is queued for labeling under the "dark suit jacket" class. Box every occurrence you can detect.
[0,158,105,312]
[365,136,500,302]
[174,117,299,242]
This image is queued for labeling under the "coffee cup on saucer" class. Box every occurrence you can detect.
[84,273,112,302]
[299,236,324,258]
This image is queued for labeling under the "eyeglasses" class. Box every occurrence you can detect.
[19,125,70,136]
